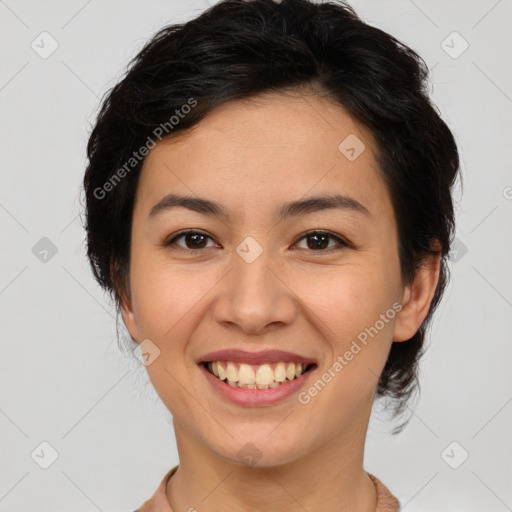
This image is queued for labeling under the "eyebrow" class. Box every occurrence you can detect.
[148,193,371,221]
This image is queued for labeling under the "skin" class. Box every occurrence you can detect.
[120,89,441,512]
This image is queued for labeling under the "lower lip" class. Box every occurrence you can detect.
[199,363,316,407]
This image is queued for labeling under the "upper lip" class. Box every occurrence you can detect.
[197,349,317,366]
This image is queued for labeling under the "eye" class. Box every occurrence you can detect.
[163,230,219,251]
[162,229,351,253]
[293,230,350,252]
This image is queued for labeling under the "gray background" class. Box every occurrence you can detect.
[1,0,511,510]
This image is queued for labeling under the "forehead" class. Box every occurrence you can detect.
[135,91,389,220]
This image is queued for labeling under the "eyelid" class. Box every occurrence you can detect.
[294,229,351,248]
[293,229,351,251]
[163,229,219,249]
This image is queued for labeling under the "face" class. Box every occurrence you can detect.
[121,90,433,467]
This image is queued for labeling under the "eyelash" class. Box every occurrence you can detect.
[162,229,351,254]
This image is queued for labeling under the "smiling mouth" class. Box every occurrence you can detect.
[202,361,317,389]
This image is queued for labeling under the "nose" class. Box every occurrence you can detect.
[212,245,299,336]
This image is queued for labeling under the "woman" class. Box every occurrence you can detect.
[83,0,460,510]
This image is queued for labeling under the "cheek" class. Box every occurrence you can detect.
[289,262,400,395]
[293,271,398,412]
[130,256,219,341]
[296,264,396,333]
[130,235,401,346]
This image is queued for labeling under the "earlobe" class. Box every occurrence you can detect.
[393,251,442,342]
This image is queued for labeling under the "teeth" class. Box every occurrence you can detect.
[226,362,238,382]
[238,363,256,385]
[274,362,287,382]
[255,364,274,386]
[286,363,296,381]
[207,360,310,388]
[217,363,227,381]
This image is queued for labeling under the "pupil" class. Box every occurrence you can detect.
[308,233,328,250]
[187,233,207,249]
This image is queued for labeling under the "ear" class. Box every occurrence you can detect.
[393,249,442,342]
[120,292,140,344]
[111,262,140,344]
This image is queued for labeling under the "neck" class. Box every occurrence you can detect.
[167,411,377,512]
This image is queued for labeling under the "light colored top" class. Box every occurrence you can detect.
[134,465,400,511]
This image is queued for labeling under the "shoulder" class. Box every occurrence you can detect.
[367,473,400,512]
[133,465,179,512]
